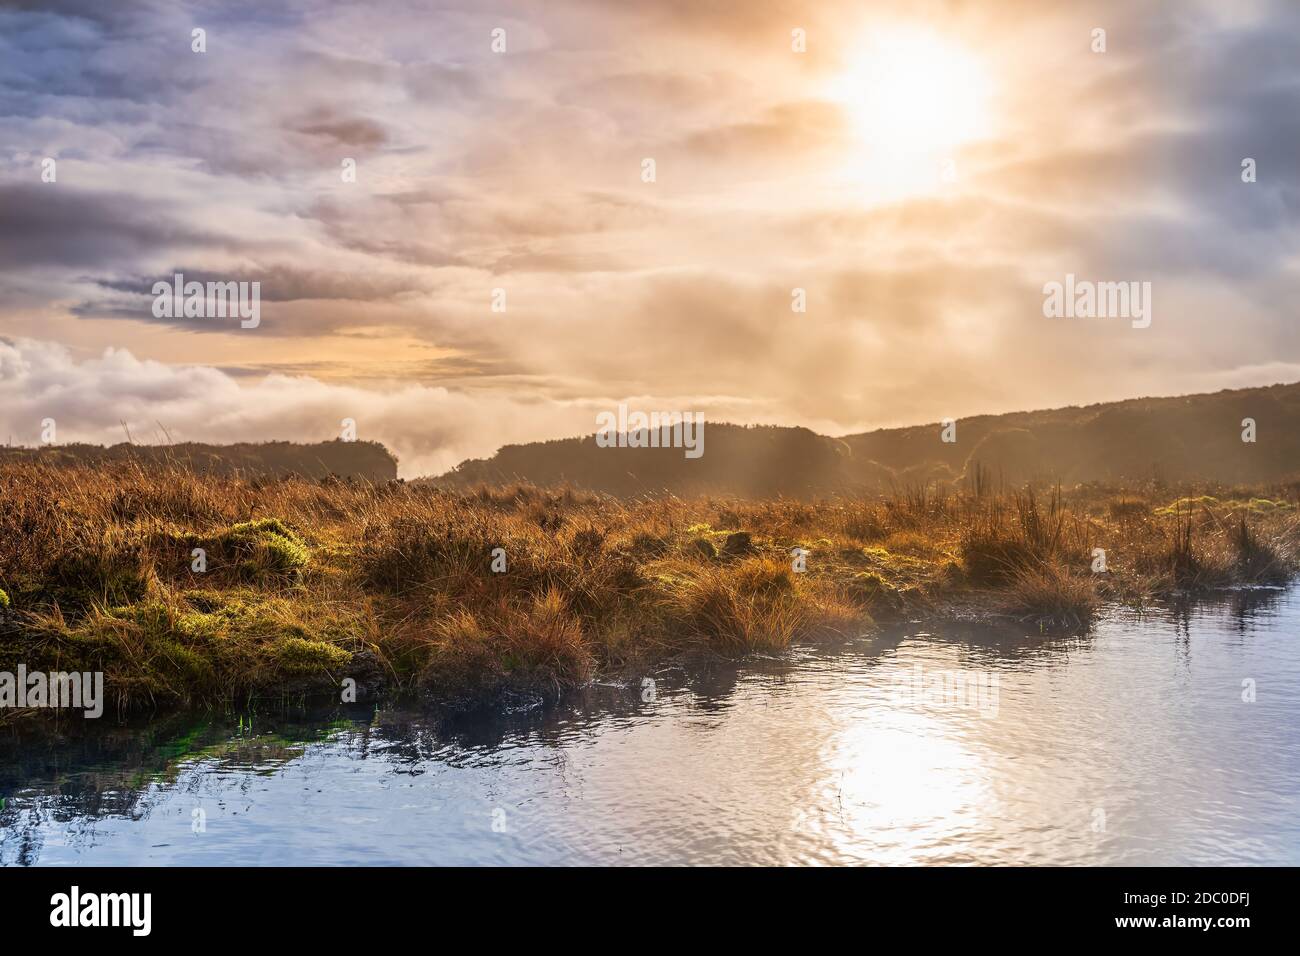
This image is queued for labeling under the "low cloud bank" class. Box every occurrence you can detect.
[0,338,592,477]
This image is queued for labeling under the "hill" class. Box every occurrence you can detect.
[436,383,1300,496]
[0,440,398,482]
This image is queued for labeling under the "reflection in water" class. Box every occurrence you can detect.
[2,588,1298,865]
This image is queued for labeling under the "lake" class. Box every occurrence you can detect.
[3,587,1297,865]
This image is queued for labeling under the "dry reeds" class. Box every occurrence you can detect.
[0,460,1295,713]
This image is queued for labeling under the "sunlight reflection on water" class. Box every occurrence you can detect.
[2,588,1298,865]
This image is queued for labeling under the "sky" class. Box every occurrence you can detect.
[1,0,1298,476]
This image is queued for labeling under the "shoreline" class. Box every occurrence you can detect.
[2,581,1294,731]
[1,582,1290,737]
[1,462,1297,728]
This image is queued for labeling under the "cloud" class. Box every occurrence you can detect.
[70,262,440,334]
[0,338,595,476]
[0,184,219,269]
[3,0,1299,455]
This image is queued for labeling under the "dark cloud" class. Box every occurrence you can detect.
[86,264,426,303]
[293,114,388,150]
[68,263,440,339]
[0,184,218,269]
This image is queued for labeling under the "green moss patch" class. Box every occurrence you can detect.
[13,591,354,707]
[221,518,310,577]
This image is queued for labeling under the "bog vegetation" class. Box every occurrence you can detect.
[0,460,1296,716]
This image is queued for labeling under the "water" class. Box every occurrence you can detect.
[3,588,1298,866]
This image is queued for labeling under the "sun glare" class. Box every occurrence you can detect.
[829,26,994,192]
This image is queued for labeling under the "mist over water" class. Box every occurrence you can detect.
[3,589,1298,866]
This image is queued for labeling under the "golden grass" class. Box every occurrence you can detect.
[0,460,1296,713]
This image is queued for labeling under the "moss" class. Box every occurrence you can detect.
[219,517,291,541]
[1153,496,1292,517]
[1154,495,1220,516]
[222,518,310,576]
[0,587,8,609]
[1242,498,1292,513]
[270,637,351,675]
[156,639,217,684]
[851,571,890,598]
[14,591,354,706]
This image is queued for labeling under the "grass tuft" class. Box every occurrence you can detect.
[1,460,1296,713]
[999,564,1098,632]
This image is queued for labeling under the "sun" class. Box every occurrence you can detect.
[828,26,994,182]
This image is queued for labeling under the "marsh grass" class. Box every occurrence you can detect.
[0,461,1296,713]
[999,564,1098,632]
